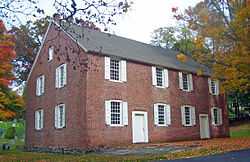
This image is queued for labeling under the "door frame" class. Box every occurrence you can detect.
[199,114,210,139]
[132,111,149,143]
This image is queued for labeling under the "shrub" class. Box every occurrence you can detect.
[4,127,16,139]
[0,128,4,137]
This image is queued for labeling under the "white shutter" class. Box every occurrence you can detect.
[208,78,212,94]
[216,80,220,95]
[179,72,183,89]
[181,106,186,126]
[55,106,58,128]
[55,68,59,88]
[219,108,223,125]
[63,64,67,86]
[41,110,44,129]
[35,111,38,129]
[41,75,45,94]
[154,104,159,125]
[211,108,215,125]
[191,107,196,126]
[62,105,66,127]
[152,66,157,86]
[104,57,110,80]
[163,69,169,88]
[122,102,128,125]
[121,60,127,82]
[189,74,193,91]
[166,105,171,125]
[105,100,111,125]
[36,78,39,95]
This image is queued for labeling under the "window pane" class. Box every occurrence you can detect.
[185,107,191,125]
[58,106,64,127]
[211,80,216,94]
[60,66,64,87]
[110,59,120,81]
[158,105,165,125]
[156,68,163,86]
[182,73,189,90]
[111,101,121,125]
[214,109,218,124]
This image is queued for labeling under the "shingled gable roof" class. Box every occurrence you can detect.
[59,21,210,76]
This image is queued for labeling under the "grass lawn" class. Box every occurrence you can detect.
[230,122,250,137]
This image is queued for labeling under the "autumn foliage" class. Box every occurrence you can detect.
[0,20,16,87]
[0,20,23,120]
[173,1,250,93]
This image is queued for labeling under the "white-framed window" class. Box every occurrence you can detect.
[181,105,196,126]
[36,75,45,96]
[55,104,66,129]
[211,107,222,126]
[104,56,127,82]
[35,109,44,130]
[154,103,171,126]
[105,100,128,126]
[48,46,54,62]
[152,66,169,88]
[179,72,193,92]
[208,78,219,95]
[55,64,67,88]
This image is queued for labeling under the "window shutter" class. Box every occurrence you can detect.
[121,60,127,82]
[55,106,58,128]
[189,74,193,91]
[62,105,66,127]
[104,57,110,80]
[63,64,67,86]
[122,102,128,125]
[219,108,223,125]
[181,106,186,126]
[41,110,44,128]
[166,105,171,125]
[55,68,59,88]
[216,80,220,95]
[105,100,111,125]
[36,78,39,95]
[41,75,45,94]
[35,111,38,129]
[211,108,215,125]
[154,104,159,125]
[163,69,169,88]
[179,72,183,89]
[191,107,196,126]
[152,66,157,86]
[208,78,212,94]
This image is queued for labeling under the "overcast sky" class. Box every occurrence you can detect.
[38,0,201,43]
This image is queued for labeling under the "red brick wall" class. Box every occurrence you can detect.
[26,24,88,150]
[85,54,229,147]
[26,23,229,150]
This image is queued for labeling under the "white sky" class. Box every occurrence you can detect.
[38,0,201,43]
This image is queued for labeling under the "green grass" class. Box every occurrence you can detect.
[230,129,250,137]
[230,122,250,138]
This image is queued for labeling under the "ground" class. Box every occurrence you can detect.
[0,121,250,161]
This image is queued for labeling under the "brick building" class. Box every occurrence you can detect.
[25,21,229,152]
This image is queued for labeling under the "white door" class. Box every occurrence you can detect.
[132,111,148,143]
[199,114,210,139]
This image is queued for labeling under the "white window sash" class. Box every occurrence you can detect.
[104,57,110,80]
